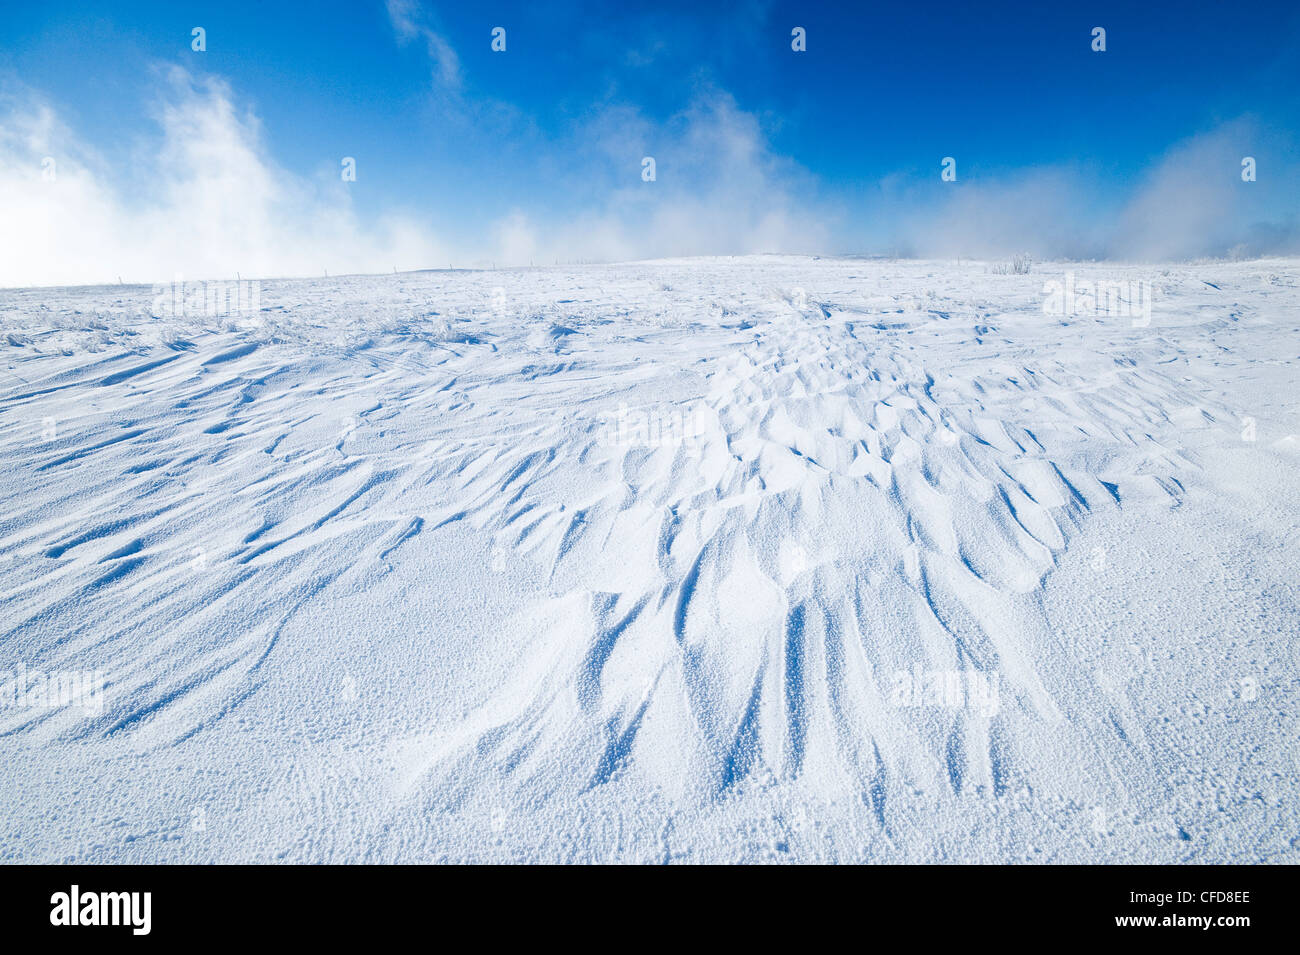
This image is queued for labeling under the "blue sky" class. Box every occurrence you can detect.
[3,0,1299,284]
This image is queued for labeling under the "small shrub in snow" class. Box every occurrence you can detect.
[988,255,1033,275]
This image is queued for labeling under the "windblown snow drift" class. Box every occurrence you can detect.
[1,256,1297,863]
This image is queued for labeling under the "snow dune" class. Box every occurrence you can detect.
[1,256,1297,862]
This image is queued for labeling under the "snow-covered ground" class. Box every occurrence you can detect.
[1,256,1297,863]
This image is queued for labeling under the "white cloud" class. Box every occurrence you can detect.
[489,92,833,264]
[1111,118,1298,260]
[0,69,449,287]
[5,56,1295,290]
[879,118,1299,261]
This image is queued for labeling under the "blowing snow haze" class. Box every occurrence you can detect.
[2,1,1299,286]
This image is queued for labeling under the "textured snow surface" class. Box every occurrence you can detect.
[1,256,1298,863]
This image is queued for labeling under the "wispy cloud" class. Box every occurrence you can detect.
[4,54,1298,288]
[0,68,448,287]
[1111,118,1298,260]
[386,0,462,94]
[878,118,1300,261]
[497,90,832,263]
[2,65,831,285]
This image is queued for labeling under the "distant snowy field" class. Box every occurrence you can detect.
[1,256,1297,863]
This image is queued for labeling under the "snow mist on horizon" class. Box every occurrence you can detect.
[884,118,1300,261]
[2,69,1298,288]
